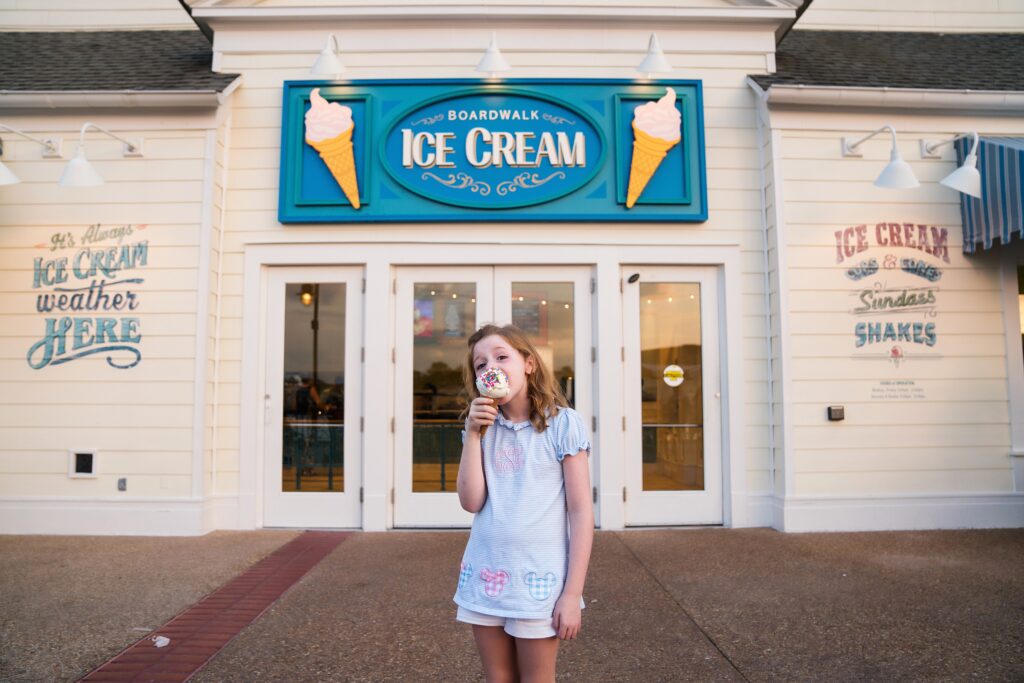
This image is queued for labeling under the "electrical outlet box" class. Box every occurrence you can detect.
[827,405,845,421]
[117,477,127,491]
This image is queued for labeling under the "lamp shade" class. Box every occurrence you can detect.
[310,34,344,78]
[940,152,982,198]
[636,33,672,75]
[874,146,919,189]
[476,33,511,74]
[0,159,20,185]
[58,146,104,187]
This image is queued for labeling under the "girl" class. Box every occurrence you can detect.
[454,324,594,683]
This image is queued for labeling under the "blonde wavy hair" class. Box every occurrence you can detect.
[461,323,567,433]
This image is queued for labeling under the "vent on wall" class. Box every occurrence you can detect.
[68,449,97,478]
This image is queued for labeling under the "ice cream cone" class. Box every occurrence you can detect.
[306,128,361,209]
[626,121,679,209]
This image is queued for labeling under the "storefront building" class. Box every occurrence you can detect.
[1,1,1022,535]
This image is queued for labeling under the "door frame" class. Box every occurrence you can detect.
[622,265,723,526]
[237,243,748,531]
[262,266,363,528]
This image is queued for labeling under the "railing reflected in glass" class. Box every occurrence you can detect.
[511,282,575,408]
[412,283,476,492]
[282,283,345,492]
[639,282,704,491]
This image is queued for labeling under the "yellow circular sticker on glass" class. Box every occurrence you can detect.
[663,364,684,387]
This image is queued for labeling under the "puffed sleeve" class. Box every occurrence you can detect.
[551,407,591,462]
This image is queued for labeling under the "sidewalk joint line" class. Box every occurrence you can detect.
[612,532,750,682]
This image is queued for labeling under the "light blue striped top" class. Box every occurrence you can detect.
[454,406,590,619]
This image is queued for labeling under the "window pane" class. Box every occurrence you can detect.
[282,283,345,492]
[511,282,575,407]
[412,283,476,492]
[639,282,704,491]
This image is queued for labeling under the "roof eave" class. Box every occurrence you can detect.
[0,78,242,109]
[747,79,1024,113]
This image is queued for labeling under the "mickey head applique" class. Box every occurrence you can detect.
[524,571,558,601]
[458,562,473,591]
[480,568,510,598]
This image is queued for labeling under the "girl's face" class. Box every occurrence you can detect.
[471,334,535,404]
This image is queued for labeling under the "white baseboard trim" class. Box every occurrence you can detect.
[731,491,774,528]
[775,492,1024,532]
[0,495,242,536]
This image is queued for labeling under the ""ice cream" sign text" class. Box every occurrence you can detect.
[26,224,147,369]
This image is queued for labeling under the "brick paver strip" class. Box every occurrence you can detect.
[79,530,350,683]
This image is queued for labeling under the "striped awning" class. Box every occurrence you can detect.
[956,136,1024,253]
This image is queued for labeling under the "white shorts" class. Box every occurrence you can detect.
[456,606,557,639]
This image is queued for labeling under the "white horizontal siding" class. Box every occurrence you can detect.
[798,0,1024,33]
[0,0,194,31]
[0,126,209,499]
[779,126,1016,497]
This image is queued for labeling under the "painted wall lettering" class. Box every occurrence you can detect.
[834,222,950,265]
[26,224,148,370]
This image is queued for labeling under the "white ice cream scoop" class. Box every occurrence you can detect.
[476,367,510,398]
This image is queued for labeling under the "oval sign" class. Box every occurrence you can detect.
[381,90,603,209]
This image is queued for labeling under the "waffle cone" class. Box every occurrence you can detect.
[626,122,680,208]
[306,128,360,209]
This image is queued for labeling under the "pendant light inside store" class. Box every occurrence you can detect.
[310,33,345,79]
[841,125,919,190]
[475,32,511,78]
[636,33,672,78]
[59,122,142,188]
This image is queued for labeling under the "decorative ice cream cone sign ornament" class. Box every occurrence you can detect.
[626,87,681,208]
[304,88,360,209]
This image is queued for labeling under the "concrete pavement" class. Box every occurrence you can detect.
[1,528,1022,681]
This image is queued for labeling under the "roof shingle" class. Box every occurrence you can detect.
[0,30,238,92]
[751,30,1024,92]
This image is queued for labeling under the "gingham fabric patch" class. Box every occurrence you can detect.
[523,571,558,601]
[458,562,473,590]
[480,568,510,598]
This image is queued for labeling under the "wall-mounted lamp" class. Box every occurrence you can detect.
[636,33,672,79]
[0,123,61,186]
[310,33,345,79]
[58,122,142,188]
[841,125,919,190]
[920,132,982,199]
[475,32,511,78]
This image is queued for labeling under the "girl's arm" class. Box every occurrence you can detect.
[553,449,594,640]
[457,397,495,513]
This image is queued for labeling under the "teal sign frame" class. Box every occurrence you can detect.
[279,79,707,223]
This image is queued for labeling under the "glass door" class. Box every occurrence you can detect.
[394,268,493,527]
[623,266,722,525]
[393,266,593,527]
[264,266,362,527]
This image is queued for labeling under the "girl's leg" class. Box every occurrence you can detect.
[514,636,559,683]
[472,625,519,683]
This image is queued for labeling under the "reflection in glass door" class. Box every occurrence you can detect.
[395,267,593,528]
[283,283,346,493]
[265,267,362,528]
[624,267,721,526]
[395,268,492,527]
[412,282,477,493]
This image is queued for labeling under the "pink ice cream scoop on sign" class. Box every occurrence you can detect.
[476,367,510,399]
